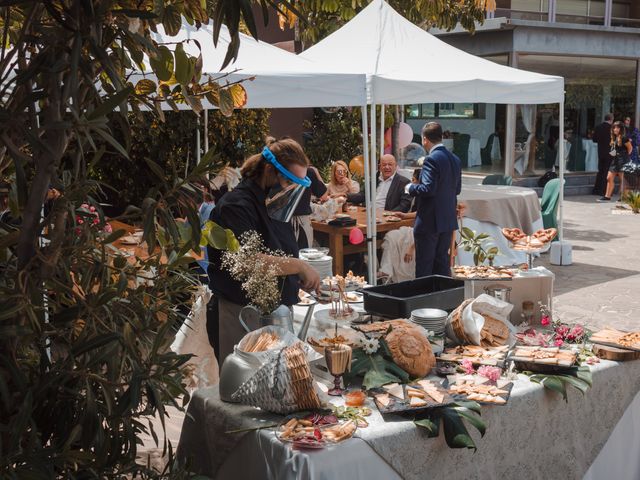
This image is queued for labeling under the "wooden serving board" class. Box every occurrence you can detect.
[592,344,640,361]
[590,328,640,352]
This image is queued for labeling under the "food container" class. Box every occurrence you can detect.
[360,275,464,318]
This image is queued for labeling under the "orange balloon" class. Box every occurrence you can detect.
[349,155,364,177]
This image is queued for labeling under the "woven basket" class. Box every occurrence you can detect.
[446,299,474,345]
[231,343,321,414]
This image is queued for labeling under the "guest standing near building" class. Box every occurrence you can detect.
[407,122,461,277]
[592,113,614,195]
[599,121,632,202]
[623,116,639,164]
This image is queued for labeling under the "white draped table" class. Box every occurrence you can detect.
[177,358,640,480]
[457,185,542,266]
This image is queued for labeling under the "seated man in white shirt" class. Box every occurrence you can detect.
[347,154,411,212]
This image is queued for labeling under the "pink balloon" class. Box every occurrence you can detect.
[349,228,364,245]
[397,122,414,149]
[384,128,392,149]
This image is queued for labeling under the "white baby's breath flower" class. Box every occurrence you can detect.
[363,338,380,355]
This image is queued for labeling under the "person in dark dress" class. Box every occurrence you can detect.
[599,121,633,202]
[206,139,320,363]
[592,113,614,196]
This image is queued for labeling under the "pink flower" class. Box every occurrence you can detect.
[74,227,82,236]
[92,217,100,225]
[461,359,475,375]
[541,315,550,327]
[555,325,570,339]
[477,365,502,382]
[554,338,564,347]
[103,224,112,233]
[586,356,600,365]
[77,218,84,225]
[81,203,89,209]
[570,325,584,339]
[89,206,96,212]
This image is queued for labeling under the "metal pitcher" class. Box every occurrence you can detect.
[483,284,512,303]
[239,303,315,340]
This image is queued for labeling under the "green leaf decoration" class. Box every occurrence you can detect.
[134,79,157,95]
[174,43,193,86]
[346,350,409,390]
[149,46,174,82]
[414,418,439,437]
[527,366,592,403]
[461,226,475,239]
[440,405,481,450]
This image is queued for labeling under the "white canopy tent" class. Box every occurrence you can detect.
[139,23,366,109]
[300,0,567,280]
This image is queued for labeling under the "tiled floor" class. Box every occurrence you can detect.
[138,194,640,471]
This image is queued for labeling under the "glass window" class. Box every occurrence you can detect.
[405,103,478,119]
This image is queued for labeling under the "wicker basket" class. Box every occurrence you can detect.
[231,343,321,414]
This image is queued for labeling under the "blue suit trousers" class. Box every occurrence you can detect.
[414,231,453,278]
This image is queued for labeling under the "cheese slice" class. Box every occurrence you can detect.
[473,375,490,385]
[410,396,428,407]
[418,379,439,390]
[489,388,509,395]
[383,383,404,400]
[375,393,390,407]
[496,379,510,389]
[407,389,426,398]
[425,389,445,404]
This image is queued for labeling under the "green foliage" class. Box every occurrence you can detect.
[526,366,593,402]
[458,227,500,266]
[303,108,363,171]
[285,0,489,48]
[345,339,410,389]
[91,109,269,214]
[414,400,486,450]
[623,190,640,214]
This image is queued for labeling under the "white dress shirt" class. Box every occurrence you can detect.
[376,173,395,210]
[405,144,446,193]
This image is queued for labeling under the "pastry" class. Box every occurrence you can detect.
[383,383,404,400]
[375,393,391,407]
[385,320,436,377]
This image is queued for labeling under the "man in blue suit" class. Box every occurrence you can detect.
[406,122,462,277]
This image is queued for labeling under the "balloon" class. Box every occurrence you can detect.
[349,155,364,177]
[384,128,392,149]
[397,122,414,149]
[349,228,364,245]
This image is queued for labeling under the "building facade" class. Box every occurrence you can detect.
[406,0,640,177]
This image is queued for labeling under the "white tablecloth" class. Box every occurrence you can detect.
[583,138,598,172]
[178,358,640,480]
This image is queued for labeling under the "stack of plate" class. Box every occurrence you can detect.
[299,249,333,280]
[410,308,448,336]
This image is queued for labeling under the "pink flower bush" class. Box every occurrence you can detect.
[477,365,502,382]
[461,359,475,375]
[554,338,564,347]
[75,202,110,236]
[541,315,550,326]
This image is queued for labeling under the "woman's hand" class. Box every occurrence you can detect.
[298,260,320,292]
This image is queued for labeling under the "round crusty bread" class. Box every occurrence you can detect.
[385,320,436,377]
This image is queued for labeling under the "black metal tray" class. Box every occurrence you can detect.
[369,381,454,415]
[360,275,464,318]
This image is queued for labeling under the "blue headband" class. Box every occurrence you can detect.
[262,146,311,188]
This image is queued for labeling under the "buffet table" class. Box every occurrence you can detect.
[178,358,640,480]
[457,185,543,266]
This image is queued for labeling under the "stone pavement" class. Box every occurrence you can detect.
[538,195,640,332]
[138,193,640,470]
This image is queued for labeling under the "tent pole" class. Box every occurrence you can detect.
[204,109,209,179]
[361,105,374,283]
[558,100,565,242]
[370,104,378,282]
[380,104,385,157]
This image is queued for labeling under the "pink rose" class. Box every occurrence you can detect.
[570,325,584,339]
[77,218,84,225]
[554,338,564,347]
[92,217,100,225]
[541,315,550,326]
[477,365,502,382]
[89,206,96,212]
[461,359,475,375]
[555,325,569,339]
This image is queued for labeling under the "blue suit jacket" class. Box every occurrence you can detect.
[408,145,462,234]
